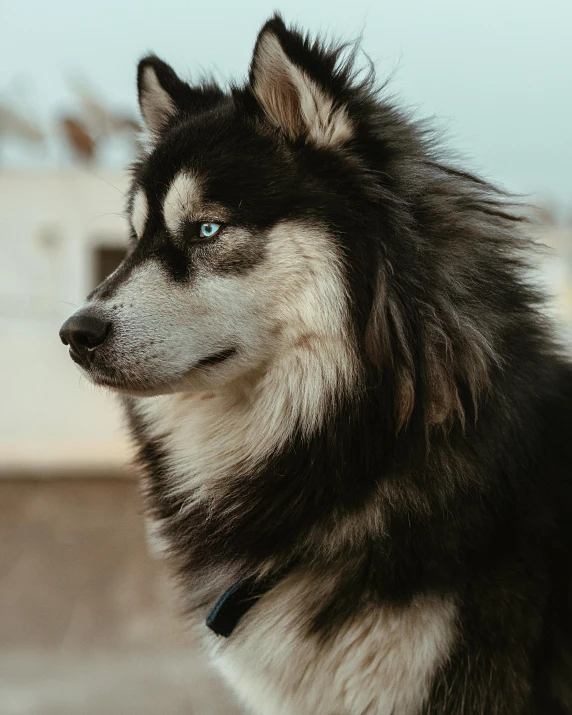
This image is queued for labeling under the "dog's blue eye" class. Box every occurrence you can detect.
[199,222,221,238]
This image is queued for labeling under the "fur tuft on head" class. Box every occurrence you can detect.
[363,172,533,433]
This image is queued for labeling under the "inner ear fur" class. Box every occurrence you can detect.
[137,56,226,135]
[137,56,182,134]
[249,17,353,147]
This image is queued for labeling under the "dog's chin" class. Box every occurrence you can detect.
[76,347,239,398]
[91,373,168,397]
[81,368,180,397]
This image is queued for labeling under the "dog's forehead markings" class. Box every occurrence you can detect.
[131,189,148,239]
[163,171,203,235]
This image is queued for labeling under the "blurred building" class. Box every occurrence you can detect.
[1,170,130,474]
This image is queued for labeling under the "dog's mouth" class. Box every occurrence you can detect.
[194,347,237,368]
[70,346,238,394]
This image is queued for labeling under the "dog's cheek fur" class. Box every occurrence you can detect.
[131,218,361,505]
[82,257,271,393]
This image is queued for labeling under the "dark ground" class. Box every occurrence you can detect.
[0,477,241,715]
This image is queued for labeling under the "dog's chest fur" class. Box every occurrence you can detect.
[129,393,457,715]
[206,578,456,715]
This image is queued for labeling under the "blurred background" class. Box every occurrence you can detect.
[1,1,571,713]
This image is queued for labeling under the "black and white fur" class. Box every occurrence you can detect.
[60,16,572,714]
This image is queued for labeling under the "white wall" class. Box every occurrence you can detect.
[1,171,132,473]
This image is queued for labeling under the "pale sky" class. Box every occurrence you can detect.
[1,0,571,208]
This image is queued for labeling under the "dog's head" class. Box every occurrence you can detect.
[60,16,372,400]
[61,15,514,430]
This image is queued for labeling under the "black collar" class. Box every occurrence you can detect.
[206,575,278,638]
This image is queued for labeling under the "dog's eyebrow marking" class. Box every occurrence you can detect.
[131,189,149,239]
[163,172,203,235]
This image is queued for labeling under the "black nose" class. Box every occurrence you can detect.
[59,312,111,357]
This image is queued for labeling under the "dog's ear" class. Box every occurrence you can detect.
[137,56,225,135]
[137,56,185,134]
[248,16,353,147]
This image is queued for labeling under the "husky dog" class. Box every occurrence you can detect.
[60,15,572,714]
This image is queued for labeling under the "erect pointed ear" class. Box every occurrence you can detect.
[137,56,185,134]
[249,16,353,147]
[137,56,226,136]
